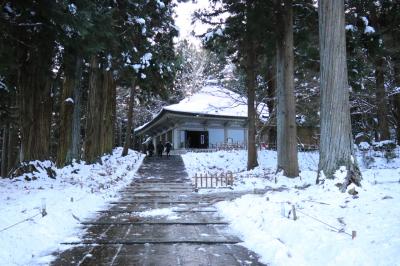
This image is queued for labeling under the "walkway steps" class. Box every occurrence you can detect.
[51,155,264,265]
[62,240,241,245]
[96,209,218,213]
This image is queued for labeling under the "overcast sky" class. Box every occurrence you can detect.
[174,1,212,46]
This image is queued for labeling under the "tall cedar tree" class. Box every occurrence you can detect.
[2,1,58,162]
[244,1,259,170]
[56,0,95,167]
[274,0,299,177]
[317,0,361,188]
[120,0,178,156]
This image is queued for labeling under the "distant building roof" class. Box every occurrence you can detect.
[164,85,249,117]
[135,85,268,134]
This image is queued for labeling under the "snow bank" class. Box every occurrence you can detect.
[0,148,144,266]
[216,170,400,266]
[183,149,400,265]
[182,149,318,192]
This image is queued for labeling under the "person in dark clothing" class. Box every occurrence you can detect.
[156,142,164,157]
[164,142,172,157]
[147,142,154,157]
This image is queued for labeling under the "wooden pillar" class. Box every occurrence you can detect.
[224,126,228,143]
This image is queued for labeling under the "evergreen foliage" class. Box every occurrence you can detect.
[0,0,178,171]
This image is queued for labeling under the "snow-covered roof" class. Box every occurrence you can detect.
[135,85,269,133]
[164,85,249,117]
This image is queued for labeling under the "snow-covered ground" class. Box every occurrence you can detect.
[182,148,400,266]
[0,148,144,266]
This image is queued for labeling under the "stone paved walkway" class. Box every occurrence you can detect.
[51,155,265,266]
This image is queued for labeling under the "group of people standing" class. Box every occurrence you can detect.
[147,141,172,157]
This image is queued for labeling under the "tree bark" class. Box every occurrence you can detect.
[262,60,277,148]
[84,56,116,163]
[243,0,259,170]
[246,55,258,170]
[1,125,9,177]
[393,55,400,144]
[275,0,299,177]
[318,0,361,186]
[84,55,102,163]
[266,61,276,117]
[374,56,390,141]
[122,84,135,156]
[70,56,83,162]
[17,50,53,162]
[100,69,116,155]
[57,55,83,167]
[7,124,18,175]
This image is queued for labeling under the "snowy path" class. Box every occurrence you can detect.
[52,155,264,265]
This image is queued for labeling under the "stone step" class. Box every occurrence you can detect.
[81,221,229,225]
[81,224,230,240]
[109,201,205,204]
[52,243,264,266]
[129,183,192,187]
[125,189,193,192]
[107,203,211,212]
[62,239,241,245]
[97,209,217,213]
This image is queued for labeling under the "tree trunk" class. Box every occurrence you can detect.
[266,61,276,117]
[100,69,116,155]
[18,51,53,162]
[374,56,390,141]
[263,60,277,148]
[393,55,400,144]
[7,124,19,175]
[84,56,116,163]
[70,56,83,162]
[318,0,361,187]
[122,84,135,156]
[275,0,299,177]
[1,125,9,177]
[245,43,259,170]
[84,56,102,163]
[57,55,83,167]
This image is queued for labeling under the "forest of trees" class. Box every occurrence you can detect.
[0,0,179,176]
[197,0,399,186]
[1,1,399,189]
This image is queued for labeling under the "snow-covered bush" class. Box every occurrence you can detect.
[372,140,396,151]
[358,141,370,151]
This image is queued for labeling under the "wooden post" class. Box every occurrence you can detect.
[352,230,357,240]
[195,173,198,188]
[214,173,216,187]
[291,205,297,220]
[210,173,213,188]
[200,173,203,187]
[205,173,208,188]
